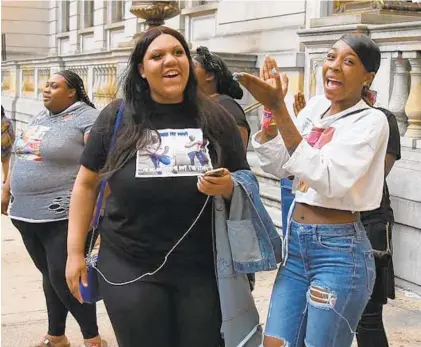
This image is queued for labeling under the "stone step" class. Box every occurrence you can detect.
[265,205,283,235]
[252,167,280,188]
[259,181,282,211]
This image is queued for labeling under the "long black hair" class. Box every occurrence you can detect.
[101,26,238,175]
[55,70,95,109]
[193,46,243,100]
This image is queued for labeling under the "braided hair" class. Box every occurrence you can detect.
[193,46,243,100]
[55,70,96,109]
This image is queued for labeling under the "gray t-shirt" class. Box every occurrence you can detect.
[9,102,99,222]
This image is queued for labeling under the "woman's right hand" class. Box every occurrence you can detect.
[234,56,289,112]
[1,190,11,215]
[66,253,87,304]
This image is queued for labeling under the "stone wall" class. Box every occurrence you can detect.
[1,1,50,60]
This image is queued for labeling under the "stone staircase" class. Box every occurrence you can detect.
[247,152,283,234]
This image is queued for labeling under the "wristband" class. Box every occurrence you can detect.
[262,109,276,129]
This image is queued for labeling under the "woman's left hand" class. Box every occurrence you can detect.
[197,168,234,200]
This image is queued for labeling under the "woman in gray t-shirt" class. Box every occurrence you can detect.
[1,70,107,347]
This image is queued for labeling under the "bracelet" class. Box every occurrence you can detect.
[262,109,276,129]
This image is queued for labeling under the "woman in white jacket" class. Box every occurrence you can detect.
[234,34,389,347]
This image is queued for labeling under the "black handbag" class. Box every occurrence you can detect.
[372,222,392,267]
[371,222,394,304]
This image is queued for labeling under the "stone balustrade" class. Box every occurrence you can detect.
[92,64,117,110]
[1,53,123,131]
[298,21,421,143]
[1,48,258,132]
[36,68,50,100]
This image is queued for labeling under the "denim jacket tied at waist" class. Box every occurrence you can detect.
[213,169,281,347]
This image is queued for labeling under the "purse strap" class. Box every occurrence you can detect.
[87,102,125,255]
[385,222,391,253]
[329,108,369,126]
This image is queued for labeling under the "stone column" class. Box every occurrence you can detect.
[123,0,138,41]
[93,1,107,51]
[388,52,410,136]
[48,1,59,56]
[404,51,421,139]
[68,0,80,54]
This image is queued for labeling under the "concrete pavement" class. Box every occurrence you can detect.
[2,215,421,346]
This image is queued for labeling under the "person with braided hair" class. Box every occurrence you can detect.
[1,70,106,347]
[193,46,256,291]
[193,46,251,148]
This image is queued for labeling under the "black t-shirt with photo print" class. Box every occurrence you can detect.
[80,99,249,273]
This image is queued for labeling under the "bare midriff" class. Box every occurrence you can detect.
[293,202,359,224]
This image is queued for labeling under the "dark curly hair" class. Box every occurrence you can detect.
[101,26,240,175]
[193,46,243,100]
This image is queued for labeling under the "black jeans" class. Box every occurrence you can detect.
[357,221,392,347]
[97,244,223,347]
[11,219,98,339]
[356,301,389,347]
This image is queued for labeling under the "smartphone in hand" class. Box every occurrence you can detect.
[204,168,225,177]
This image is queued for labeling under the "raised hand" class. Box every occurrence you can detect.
[293,91,306,117]
[234,56,288,112]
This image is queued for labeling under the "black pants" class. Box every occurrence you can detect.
[97,244,223,347]
[356,301,389,347]
[11,219,98,339]
[357,221,392,347]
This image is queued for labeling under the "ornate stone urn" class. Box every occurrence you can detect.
[118,1,180,48]
[130,1,180,27]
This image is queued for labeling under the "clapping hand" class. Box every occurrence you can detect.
[293,91,306,117]
[233,56,289,112]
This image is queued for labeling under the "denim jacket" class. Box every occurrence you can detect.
[213,170,281,347]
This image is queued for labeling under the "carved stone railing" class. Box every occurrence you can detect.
[1,49,257,130]
[386,51,421,138]
[389,53,410,135]
[21,67,35,97]
[2,57,120,113]
[1,70,12,95]
[92,64,117,110]
[67,66,89,95]
[36,68,51,99]
[404,51,421,138]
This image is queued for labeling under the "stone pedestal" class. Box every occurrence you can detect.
[118,1,180,48]
[313,0,421,28]
[311,11,421,28]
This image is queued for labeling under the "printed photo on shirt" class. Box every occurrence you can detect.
[136,128,213,177]
[15,125,50,161]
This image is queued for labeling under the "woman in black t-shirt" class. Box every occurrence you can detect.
[65,27,249,347]
[193,46,251,148]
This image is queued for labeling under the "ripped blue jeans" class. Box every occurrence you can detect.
[265,220,375,347]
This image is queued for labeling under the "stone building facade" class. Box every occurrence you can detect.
[1,0,421,292]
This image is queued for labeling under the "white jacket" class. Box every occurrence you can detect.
[252,95,389,212]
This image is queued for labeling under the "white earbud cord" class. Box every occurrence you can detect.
[93,196,211,286]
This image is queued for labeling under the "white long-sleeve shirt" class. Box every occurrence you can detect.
[252,95,389,212]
